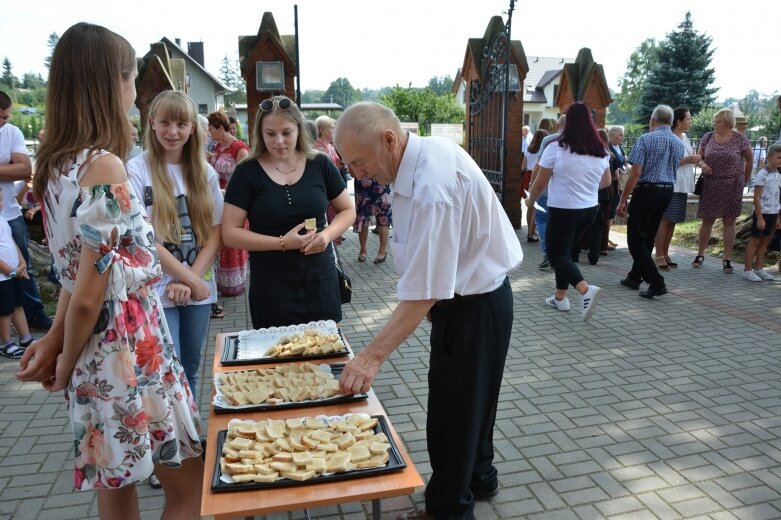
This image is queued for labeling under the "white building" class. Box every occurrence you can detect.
[159,37,231,115]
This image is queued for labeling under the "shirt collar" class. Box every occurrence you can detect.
[392,132,420,198]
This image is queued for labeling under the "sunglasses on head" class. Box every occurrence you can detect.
[259,97,294,112]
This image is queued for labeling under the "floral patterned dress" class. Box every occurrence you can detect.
[42,150,202,490]
[353,177,393,232]
[697,131,750,219]
[211,139,249,295]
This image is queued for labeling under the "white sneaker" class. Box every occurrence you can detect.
[742,270,762,282]
[581,285,602,321]
[544,296,570,311]
[754,269,774,281]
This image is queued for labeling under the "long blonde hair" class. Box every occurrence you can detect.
[34,22,136,201]
[145,90,213,246]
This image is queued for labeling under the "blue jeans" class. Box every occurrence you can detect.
[534,193,549,255]
[163,303,211,398]
[7,215,46,320]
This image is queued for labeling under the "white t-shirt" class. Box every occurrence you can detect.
[673,133,695,194]
[0,218,19,282]
[524,150,541,172]
[753,168,781,214]
[391,134,523,300]
[127,152,224,308]
[539,142,610,209]
[0,124,29,220]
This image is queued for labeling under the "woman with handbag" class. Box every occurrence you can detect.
[222,96,355,329]
[653,107,701,269]
[692,108,753,272]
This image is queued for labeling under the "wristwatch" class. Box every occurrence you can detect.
[8,270,16,279]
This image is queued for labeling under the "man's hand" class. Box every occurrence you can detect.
[757,217,766,230]
[339,348,384,395]
[17,333,61,385]
[616,201,628,218]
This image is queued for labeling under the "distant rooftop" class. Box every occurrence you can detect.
[524,56,575,104]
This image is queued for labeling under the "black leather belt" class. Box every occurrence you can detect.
[636,182,673,188]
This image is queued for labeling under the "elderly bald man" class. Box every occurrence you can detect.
[334,102,522,520]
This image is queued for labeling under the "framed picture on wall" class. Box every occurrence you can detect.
[256,61,284,91]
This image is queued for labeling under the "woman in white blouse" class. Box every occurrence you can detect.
[526,103,612,321]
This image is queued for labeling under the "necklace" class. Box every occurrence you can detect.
[275,164,298,174]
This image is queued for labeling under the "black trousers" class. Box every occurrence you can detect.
[626,185,673,288]
[547,206,598,290]
[426,278,512,520]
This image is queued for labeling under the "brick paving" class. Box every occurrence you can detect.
[2,224,781,519]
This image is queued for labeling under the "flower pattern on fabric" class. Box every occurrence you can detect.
[43,150,202,491]
[353,177,393,232]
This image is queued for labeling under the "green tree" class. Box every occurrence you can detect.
[219,55,246,106]
[301,90,325,104]
[21,73,45,89]
[44,32,59,69]
[690,106,718,138]
[324,78,362,107]
[427,75,454,97]
[379,86,464,133]
[636,12,717,124]
[611,38,659,124]
[1,57,16,90]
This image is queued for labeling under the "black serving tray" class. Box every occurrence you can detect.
[212,364,368,413]
[221,331,351,366]
[211,415,406,492]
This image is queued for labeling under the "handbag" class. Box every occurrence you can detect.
[694,175,704,196]
[333,245,352,304]
[693,132,712,195]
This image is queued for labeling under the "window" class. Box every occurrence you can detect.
[198,104,208,115]
[523,114,530,126]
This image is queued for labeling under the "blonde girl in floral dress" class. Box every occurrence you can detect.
[24,23,203,520]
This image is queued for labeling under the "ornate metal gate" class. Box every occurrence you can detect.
[468,0,515,202]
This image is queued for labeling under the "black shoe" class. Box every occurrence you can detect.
[472,487,499,501]
[620,278,640,290]
[588,257,598,265]
[639,286,668,299]
[28,314,53,331]
[538,255,550,269]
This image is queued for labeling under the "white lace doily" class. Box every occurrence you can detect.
[235,320,344,360]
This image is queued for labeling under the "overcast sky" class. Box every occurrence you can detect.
[3,0,778,101]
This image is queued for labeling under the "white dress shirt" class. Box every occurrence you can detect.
[390,133,523,301]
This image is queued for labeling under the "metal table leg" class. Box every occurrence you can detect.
[372,499,381,520]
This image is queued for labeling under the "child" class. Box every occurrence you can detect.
[128,90,223,398]
[743,143,781,281]
[0,187,33,358]
[26,23,203,518]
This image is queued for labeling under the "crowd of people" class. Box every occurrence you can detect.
[1,18,780,520]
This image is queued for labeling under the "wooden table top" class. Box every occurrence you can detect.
[200,332,424,520]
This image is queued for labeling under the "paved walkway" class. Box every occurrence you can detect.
[2,225,781,519]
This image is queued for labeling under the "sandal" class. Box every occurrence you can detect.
[358,254,367,263]
[148,473,162,489]
[656,256,670,270]
[210,303,225,319]
[692,255,704,268]
[722,259,734,274]
[664,256,678,268]
[0,342,24,359]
